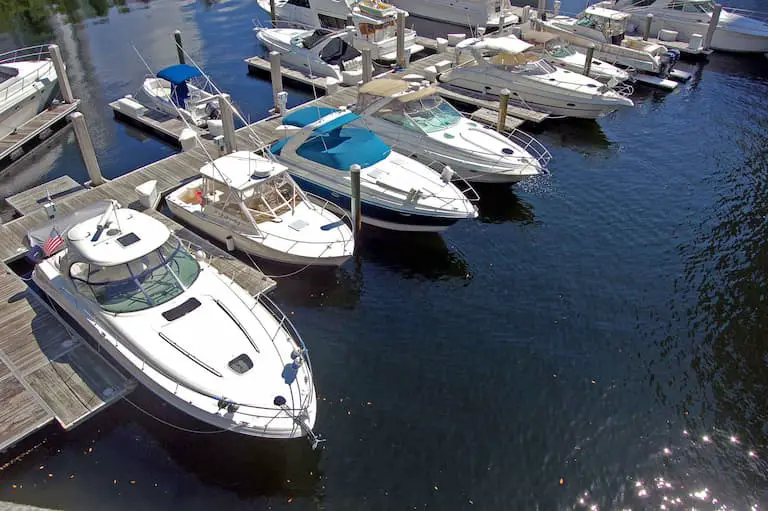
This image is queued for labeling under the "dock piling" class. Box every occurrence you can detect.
[583,45,595,76]
[704,4,722,51]
[537,0,547,18]
[554,0,560,16]
[362,48,372,83]
[499,10,506,36]
[396,11,406,69]
[497,89,510,133]
[643,14,654,41]
[48,45,74,104]
[350,164,362,243]
[70,112,105,187]
[269,51,284,114]
[269,0,277,23]
[174,30,185,65]
[219,94,237,154]
[521,5,530,24]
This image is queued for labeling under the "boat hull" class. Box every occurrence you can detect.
[167,199,351,267]
[0,78,58,140]
[33,267,316,440]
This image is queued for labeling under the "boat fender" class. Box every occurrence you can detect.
[26,246,44,264]
[225,235,235,252]
[441,165,455,183]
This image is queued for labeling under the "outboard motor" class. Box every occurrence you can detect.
[206,102,221,120]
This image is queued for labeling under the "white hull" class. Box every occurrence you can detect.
[167,190,352,267]
[386,0,502,27]
[138,78,220,128]
[0,74,58,140]
[33,270,316,439]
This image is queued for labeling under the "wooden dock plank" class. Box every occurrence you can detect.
[245,56,331,91]
[470,107,525,132]
[436,86,549,123]
[6,176,85,216]
[0,358,9,382]
[0,102,81,161]
[109,99,205,144]
[0,377,53,451]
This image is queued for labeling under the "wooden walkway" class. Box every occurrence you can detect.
[245,56,334,92]
[0,102,80,163]
[0,263,133,452]
[6,176,85,216]
[109,99,205,146]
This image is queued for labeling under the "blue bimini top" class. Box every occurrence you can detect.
[157,64,202,85]
[272,108,392,170]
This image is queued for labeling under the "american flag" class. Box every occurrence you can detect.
[42,230,64,257]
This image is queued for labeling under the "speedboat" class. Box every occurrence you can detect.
[166,150,354,266]
[438,36,634,119]
[608,0,768,53]
[538,5,682,77]
[269,107,478,232]
[29,201,317,441]
[254,27,368,80]
[0,46,59,139]
[138,64,223,127]
[384,0,518,29]
[522,31,632,84]
[351,79,551,183]
[255,0,423,62]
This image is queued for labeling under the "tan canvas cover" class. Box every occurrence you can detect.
[358,78,410,97]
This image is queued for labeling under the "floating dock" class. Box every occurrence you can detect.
[109,96,207,146]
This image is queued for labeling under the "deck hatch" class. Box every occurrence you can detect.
[162,297,201,321]
[228,354,253,374]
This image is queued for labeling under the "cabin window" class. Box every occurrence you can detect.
[631,0,656,6]
[318,14,347,29]
[667,0,714,12]
[69,238,200,314]
[286,0,310,7]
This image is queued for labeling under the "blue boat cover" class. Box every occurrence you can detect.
[157,64,202,85]
[283,107,338,127]
[271,127,391,170]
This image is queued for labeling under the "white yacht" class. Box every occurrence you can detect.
[607,0,768,53]
[538,5,682,78]
[351,79,551,183]
[166,151,354,267]
[30,201,317,441]
[269,107,478,231]
[523,31,632,84]
[138,64,223,127]
[0,46,59,140]
[256,0,423,62]
[255,28,368,80]
[438,36,634,119]
[385,0,518,29]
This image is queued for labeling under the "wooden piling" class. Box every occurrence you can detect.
[174,30,185,65]
[643,14,653,41]
[704,4,722,51]
[396,11,406,69]
[554,0,560,16]
[269,51,284,114]
[350,164,362,243]
[47,45,74,104]
[497,89,510,134]
[219,94,237,154]
[362,48,372,83]
[269,0,277,24]
[583,45,595,76]
[69,112,105,186]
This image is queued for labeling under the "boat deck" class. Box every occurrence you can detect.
[0,102,80,170]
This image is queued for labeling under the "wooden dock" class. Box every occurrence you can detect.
[5,176,85,216]
[109,98,206,146]
[245,55,334,92]
[0,102,80,170]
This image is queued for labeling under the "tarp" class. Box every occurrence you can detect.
[314,112,360,134]
[282,107,338,128]
[157,64,203,85]
[470,36,534,55]
[271,127,390,170]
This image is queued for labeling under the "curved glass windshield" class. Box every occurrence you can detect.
[70,238,200,314]
[375,96,462,134]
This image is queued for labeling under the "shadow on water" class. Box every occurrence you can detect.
[473,183,536,224]
[533,117,612,154]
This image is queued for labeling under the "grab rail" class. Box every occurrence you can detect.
[0,45,53,104]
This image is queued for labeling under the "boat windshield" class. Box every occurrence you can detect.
[376,96,462,133]
[667,0,715,13]
[68,238,200,314]
[545,40,576,58]
[489,52,556,75]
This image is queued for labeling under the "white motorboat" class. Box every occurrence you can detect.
[256,0,423,62]
[522,31,632,84]
[138,64,223,127]
[167,151,354,267]
[269,107,478,232]
[29,201,317,442]
[350,79,551,183]
[0,46,59,140]
[255,27,368,80]
[607,0,768,53]
[438,36,634,119]
[385,0,518,28]
[538,5,682,78]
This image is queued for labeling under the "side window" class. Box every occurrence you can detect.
[286,0,310,7]
[69,262,94,297]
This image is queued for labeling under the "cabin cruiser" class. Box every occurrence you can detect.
[255,28,368,80]
[167,151,354,266]
[256,0,423,62]
[0,46,59,140]
[350,79,551,183]
[438,36,634,119]
[606,0,768,53]
[138,64,223,127]
[269,107,478,231]
[385,0,518,29]
[538,5,682,79]
[522,31,632,84]
[29,201,317,441]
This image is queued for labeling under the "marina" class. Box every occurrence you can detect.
[0,0,767,509]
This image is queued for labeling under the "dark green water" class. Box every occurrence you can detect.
[0,0,767,509]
